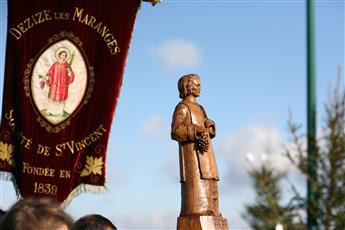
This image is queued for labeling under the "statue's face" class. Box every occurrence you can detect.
[188,77,200,97]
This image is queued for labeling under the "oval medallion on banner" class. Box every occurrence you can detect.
[31,39,88,126]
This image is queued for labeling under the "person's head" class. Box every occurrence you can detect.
[58,51,68,61]
[178,73,201,99]
[0,209,6,226]
[0,197,73,230]
[71,214,117,230]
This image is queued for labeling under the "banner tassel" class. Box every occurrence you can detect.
[61,183,107,209]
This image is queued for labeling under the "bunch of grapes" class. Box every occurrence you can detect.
[38,74,45,89]
[40,80,45,89]
[196,131,209,153]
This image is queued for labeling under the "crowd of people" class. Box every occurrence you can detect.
[0,198,117,230]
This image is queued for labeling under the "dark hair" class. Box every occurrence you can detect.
[177,73,200,99]
[0,209,6,226]
[0,209,5,216]
[0,197,73,230]
[58,51,68,57]
[71,214,117,230]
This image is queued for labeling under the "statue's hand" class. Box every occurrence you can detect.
[205,119,216,138]
[204,119,215,128]
[195,125,206,134]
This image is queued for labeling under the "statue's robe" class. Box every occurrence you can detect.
[171,100,220,216]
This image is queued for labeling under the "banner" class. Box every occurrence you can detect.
[0,0,140,205]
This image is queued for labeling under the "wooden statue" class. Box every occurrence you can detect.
[171,74,229,230]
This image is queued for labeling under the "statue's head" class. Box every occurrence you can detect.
[178,73,200,99]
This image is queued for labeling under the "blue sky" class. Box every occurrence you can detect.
[0,0,344,229]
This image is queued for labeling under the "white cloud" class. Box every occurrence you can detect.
[140,115,169,139]
[154,39,202,71]
[218,123,294,190]
[212,124,298,228]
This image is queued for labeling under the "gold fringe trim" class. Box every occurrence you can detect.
[0,171,13,181]
[60,183,107,209]
[0,172,106,208]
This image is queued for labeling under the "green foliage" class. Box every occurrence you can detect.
[318,80,345,229]
[244,165,306,230]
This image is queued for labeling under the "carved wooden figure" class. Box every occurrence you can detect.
[171,74,229,230]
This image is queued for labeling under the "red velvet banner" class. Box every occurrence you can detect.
[0,0,140,204]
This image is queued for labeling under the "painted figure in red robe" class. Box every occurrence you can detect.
[46,50,75,117]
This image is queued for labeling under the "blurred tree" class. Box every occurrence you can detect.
[244,75,344,230]
[286,76,345,230]
[243,162,306,230]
